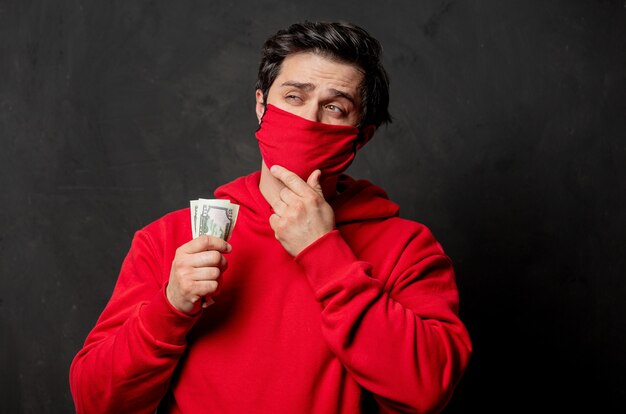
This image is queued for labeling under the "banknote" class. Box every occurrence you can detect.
[190,198,239,241]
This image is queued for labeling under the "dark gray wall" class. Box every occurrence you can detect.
[1,0,624,412]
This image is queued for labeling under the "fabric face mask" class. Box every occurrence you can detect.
[255,104,370,181]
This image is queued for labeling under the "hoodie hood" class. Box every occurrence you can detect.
[331,174,400,224]
[214,171,400,226]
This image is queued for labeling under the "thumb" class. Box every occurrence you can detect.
[306,169,323,196]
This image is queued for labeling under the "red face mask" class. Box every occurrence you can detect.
[256,104,373,180]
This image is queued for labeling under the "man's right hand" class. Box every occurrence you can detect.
[166,235,231,314]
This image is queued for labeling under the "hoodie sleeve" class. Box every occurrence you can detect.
[295,226,472,414]
[69,229,200,414]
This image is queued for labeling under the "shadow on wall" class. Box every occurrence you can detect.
[439,112,604,411]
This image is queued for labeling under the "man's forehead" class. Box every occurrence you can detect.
[277,53,362,86]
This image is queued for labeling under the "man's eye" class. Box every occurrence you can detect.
[325,104,343,113]
[286,95,302,102]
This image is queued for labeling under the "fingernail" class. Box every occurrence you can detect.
[226,242,232,252]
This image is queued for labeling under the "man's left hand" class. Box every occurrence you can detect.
[268,165,335,256]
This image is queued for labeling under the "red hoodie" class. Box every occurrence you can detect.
[70,171,471,413]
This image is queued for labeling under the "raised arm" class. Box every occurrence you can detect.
[296,228,472,413]
[70,230,229,413]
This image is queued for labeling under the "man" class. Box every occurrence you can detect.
[70,21,472,413]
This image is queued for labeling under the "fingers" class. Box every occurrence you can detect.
[273,186,297,214]
[268,186,294,216]
[268,165,335,257]
[186,250,228,269]
[190,266,222,282]
[306,169,323,197]
[192,280,219,293]
[272,170,320,209]
[180,234,232,254]
[269,165,326,214]
[270,165,311,197]
[166,234,232,313]
[269,213,280,235]
[181,279,220,305]
[306,169,321,186]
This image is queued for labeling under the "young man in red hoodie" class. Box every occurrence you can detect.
[70,21,472,413]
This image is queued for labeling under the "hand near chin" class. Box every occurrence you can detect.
[268,165,335,256]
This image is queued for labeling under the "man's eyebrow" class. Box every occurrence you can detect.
[280,81,315,91]
[329,88,356,104]
[280,81,356,104]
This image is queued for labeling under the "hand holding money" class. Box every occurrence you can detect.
[189,198,239,307]
[165,199,240,313]
[166,234,231,314]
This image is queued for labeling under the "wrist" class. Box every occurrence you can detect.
[165,283,199,315]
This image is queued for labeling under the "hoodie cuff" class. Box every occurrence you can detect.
[295,230,361,298]
[139,284,202,346]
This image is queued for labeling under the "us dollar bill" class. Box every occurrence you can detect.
[190,198,239,241]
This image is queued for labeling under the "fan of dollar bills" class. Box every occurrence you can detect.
[190,199,240,241]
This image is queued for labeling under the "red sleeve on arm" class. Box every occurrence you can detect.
[295,229,472,413]
[69,230,200,414]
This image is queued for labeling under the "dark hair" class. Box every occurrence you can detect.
[255,21,392,129]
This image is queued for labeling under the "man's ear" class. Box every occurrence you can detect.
[356,125,377,151]
[255,89,265,124]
